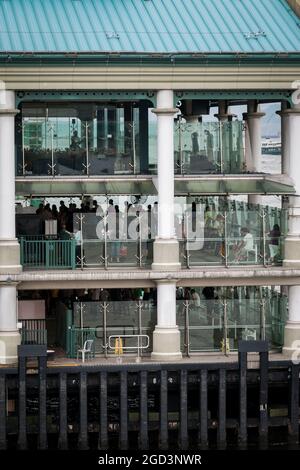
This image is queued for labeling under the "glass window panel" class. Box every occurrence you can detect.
[18,102,156,176]
[174,120,244,175]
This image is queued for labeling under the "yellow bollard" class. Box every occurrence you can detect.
[114,337,123,356]
[220,338,230,354]
[119,337,123,355]
[115,337,119,355]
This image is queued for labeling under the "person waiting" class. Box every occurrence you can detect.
[233,227,254,262]
[268,224,281,262]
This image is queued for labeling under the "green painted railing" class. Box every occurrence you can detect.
[20,238,76,269]
[20,319,47,345]
[67,327,96,358]
[21,328,47,345]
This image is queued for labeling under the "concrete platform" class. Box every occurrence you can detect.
[0,351,288,370]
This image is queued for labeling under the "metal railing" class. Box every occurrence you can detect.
[20,238,76,269]
[67,294,287,358]
[108,334,150,361]
[20,319,47,346]
[174,120,244,174]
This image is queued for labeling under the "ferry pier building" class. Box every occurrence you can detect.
[0,0,300,365]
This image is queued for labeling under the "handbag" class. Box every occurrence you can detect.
[120,245,128,257]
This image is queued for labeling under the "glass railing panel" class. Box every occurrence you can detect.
[176,294,287,354]
[179,205,286,267]
[174,121,244,174]
[189,299,224,352]
[72,211,154,268]
[226,299,261,351]
[71,301,156,356]
[176,300,225,353]
[186,237,225,267]
[226,236,262,265]
[88,120,135,175]
[264,295,288,349]
[106,240,139,267]
[79,239,105,268]
[18,116,153,176]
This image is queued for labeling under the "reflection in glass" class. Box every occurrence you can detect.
[176,287,287,354]
[180,199,287,267]
[70,301,156,357]
[174,120,244,174]
[17,102,154,176]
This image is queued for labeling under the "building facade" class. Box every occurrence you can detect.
[0,0,300,364]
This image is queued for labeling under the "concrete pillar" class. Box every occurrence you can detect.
[283,286,300,357]
[214,100,236,122]
[139,101,149,174]
[0,285,20,364]
[151,281,182,361]
[283,105,300,268]
[243,101,265,205]
[276,101,290,175]
[214,101,236,172]
[151,90,180,271]
[150,90,181,361]
[282,104,300,356]
[0,90,21,273]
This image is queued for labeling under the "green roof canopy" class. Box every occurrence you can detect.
[1,0,299,55]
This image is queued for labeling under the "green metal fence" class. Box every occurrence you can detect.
[21,319,48,345]
[20,238,76,269]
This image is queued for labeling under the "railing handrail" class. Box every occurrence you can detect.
[108,334,149,351]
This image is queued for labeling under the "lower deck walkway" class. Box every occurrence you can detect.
[0,350,289,370]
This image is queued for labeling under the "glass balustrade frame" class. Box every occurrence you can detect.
[16,104,248,177]
[67,292,287,357]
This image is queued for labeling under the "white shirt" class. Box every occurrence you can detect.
[243,232,254,251]
[192,292,201,307]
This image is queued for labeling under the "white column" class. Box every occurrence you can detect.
[151,281,182,361]
[151,90,181,360]
[0,285,20,364]
[152,90,180,270]
[0,90,21,364]
[283,105,300,267]
[0,90,21,273]
[214,100,236,122]
[243,102,265,205]
[282,103,300,356]
[277,102,290,175]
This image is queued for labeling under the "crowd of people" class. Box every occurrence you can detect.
[33,199,282,264]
